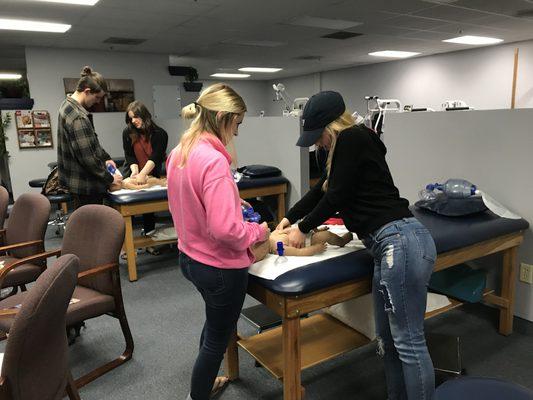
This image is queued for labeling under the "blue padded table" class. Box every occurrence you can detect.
[226,208,529,400]
[107,176,289,281]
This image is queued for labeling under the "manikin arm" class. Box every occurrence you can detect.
[280,243,326,256]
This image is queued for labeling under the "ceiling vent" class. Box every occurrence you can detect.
[103,37,146,45]
[321,31,362,40]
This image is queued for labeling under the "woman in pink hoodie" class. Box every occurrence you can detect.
[166,83,269,400]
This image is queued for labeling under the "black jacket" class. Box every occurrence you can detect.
[286,125,411,238]
[122,125,168,178]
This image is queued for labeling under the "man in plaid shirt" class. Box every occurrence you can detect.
[57,66,122,208]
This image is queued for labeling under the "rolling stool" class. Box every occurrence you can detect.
[47,192,72,235]
[28,178,46,189]
[435,377,532,400]
[29,178,71,235]
[426,333,465,386]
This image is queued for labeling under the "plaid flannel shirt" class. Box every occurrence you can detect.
[57,96,114,195]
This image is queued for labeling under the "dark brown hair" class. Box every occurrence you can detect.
[75,66,107,93]
[125,101,157,141]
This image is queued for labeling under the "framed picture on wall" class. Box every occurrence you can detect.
[15,110,33,129]
[35,129,53,148]
[17,129,37,148]
[32,110,51,128]
[63,78,135,113]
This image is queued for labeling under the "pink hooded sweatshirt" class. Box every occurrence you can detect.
[166,133,266,269]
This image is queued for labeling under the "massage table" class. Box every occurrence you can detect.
[223,208,529,400]
[107,176,289,281]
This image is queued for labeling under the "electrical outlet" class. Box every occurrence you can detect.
[519,263,533,284]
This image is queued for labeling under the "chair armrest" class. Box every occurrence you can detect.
[0,248,61,286]
[78,262,118,280]
[0,240,43,254]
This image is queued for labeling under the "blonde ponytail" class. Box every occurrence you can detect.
[322,111,356,191]
[181,103,199,120]
[177,83,247,167]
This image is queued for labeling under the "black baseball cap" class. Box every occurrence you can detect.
[296,91,346,147]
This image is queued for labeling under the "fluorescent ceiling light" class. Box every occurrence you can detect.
[0,73,22,80]
[443,35,503,45]
[238,67,282,73]
[369,50,420,58]
[0,18,71,33]
[34,0,100,4]
[289,16,361,30]
[210,73,250,79]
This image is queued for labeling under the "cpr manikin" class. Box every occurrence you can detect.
[109,176,167,191]
[251,226,353,261]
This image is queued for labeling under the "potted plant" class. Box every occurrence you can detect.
[183,68,203,92]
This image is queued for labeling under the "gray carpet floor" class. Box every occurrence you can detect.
[9,224,533,399]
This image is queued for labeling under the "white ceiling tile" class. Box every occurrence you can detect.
[381,15,448,30]
[2,0,533,78]
[451,0,533,17]
[399,30,452,41]
[412,5,492,22]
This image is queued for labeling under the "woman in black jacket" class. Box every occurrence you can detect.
[278,91,436,400]
[123,101,168,234]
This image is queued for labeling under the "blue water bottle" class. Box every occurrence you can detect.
[106,163,117,175]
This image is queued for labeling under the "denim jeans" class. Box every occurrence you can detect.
[179,252,248,400]
[364,217,437,400]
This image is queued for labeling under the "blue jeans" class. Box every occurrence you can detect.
[179,253,249,400]
[364,217,437,400]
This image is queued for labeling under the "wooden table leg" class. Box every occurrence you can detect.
[283,316,302,400]
[277,193,286,224]
[224,329,240,381]
[123,216,138,282]
[499,246,518,335]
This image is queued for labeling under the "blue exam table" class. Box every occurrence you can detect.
[226,208,529,400]
[107,176,289,281]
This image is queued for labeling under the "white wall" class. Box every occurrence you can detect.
[8,47,268,198]
[266,73,321,117]
[385,109,533,322]
[26,47,180,157]
[234,117,307,208]
[199,79,271,118]
[266,39,533,115]
[7,47,180,199]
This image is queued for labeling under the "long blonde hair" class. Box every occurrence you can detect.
[321,111,357,191]
[177,83,246,167]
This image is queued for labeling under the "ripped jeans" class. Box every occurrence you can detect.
[364,217,437,400]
